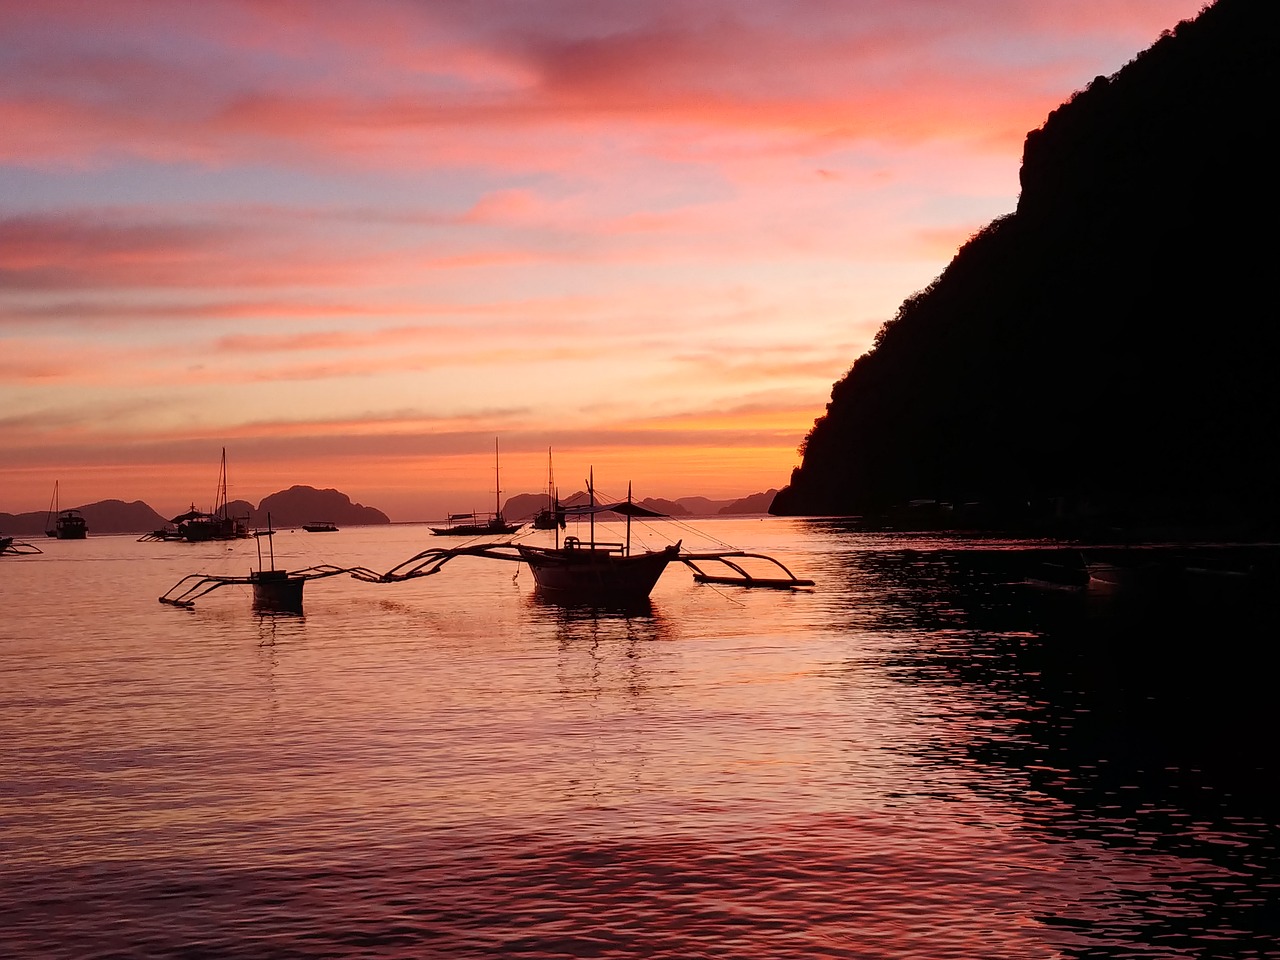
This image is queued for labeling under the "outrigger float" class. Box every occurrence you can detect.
[159,514,381,613]
[158,473,814,612]
[2,535,44,556]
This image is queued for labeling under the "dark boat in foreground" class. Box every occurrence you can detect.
[515,471,678,604]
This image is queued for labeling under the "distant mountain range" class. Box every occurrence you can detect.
[0,485,390,536]
[2,485,779,535]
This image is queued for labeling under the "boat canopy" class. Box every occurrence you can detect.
[561,500,667,518]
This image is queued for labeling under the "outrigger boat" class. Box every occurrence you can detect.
[370,470,813,605]
[159,469,813,611]
[2,534,43,556]
[159,514,377,612]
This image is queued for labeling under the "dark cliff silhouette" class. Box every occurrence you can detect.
[771,0,1278,533]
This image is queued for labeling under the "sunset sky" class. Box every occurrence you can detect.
[1,0,1203,521]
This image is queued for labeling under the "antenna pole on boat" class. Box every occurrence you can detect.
[626,481,632,557]
[588,467,595,549]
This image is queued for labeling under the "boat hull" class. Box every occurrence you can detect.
[516,543,679,604]
[431,520,522,537]
[250,570,305,613]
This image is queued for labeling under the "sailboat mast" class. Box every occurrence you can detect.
[215,447,229,518]
[626,481,632,557]
[588,467,595,548]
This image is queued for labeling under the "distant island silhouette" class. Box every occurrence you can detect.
[1,485,780,535]
[0,485,390,536]
[771,0,1278,536]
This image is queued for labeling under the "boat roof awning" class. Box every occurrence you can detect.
[562,501,667,518]
[169,509,207,523]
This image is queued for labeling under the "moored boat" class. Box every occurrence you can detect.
[515,469,678,604]
[1,534,43,556]
[303,521,339,532]
[431,439,522,537]
[44,482,88,539]
[530,446,565,530]
[170,449,250,542]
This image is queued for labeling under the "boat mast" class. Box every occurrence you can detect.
[494,437,501,519]
[546,446,554,515]
[588,467,595,549]
[215,447,229,519]
[45,481,58,534]
[625,482,632,557]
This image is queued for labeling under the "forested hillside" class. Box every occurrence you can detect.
[771,0,1278,533]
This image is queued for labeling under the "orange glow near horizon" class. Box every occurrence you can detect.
[0,1,1206,520]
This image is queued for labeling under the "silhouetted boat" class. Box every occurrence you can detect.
[530,446,565,531]
[513,470,679,604]
[303,521,339,532]
[160,513,367,612]
[44,482,87,539]
[431,439,522,537]
[173,449,250,542]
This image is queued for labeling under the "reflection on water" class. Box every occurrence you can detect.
[1,523,1276,958]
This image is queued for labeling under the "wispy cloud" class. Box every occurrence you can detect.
[0,0,1206,516]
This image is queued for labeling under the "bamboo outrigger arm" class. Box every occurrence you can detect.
[677,551,815,589]
[159,564,379,607]
[352,543,525,583]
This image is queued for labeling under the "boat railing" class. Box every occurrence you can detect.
[561,536,626,555]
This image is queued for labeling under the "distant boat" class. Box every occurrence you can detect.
[303,521,339,532]
[530,446,565,531]
[431,439,523,537]
[44,482,87,539]
[173,449,250,542]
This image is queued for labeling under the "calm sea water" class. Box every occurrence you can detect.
[1,519,1276,959]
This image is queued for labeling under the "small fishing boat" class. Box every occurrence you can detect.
[44,482,88,539]
[302,521,339,532]
[515,471,677,603]
[431,439,522,537]
[379,469,815,605]
[1,535,43,556]
[160,514,373,612]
